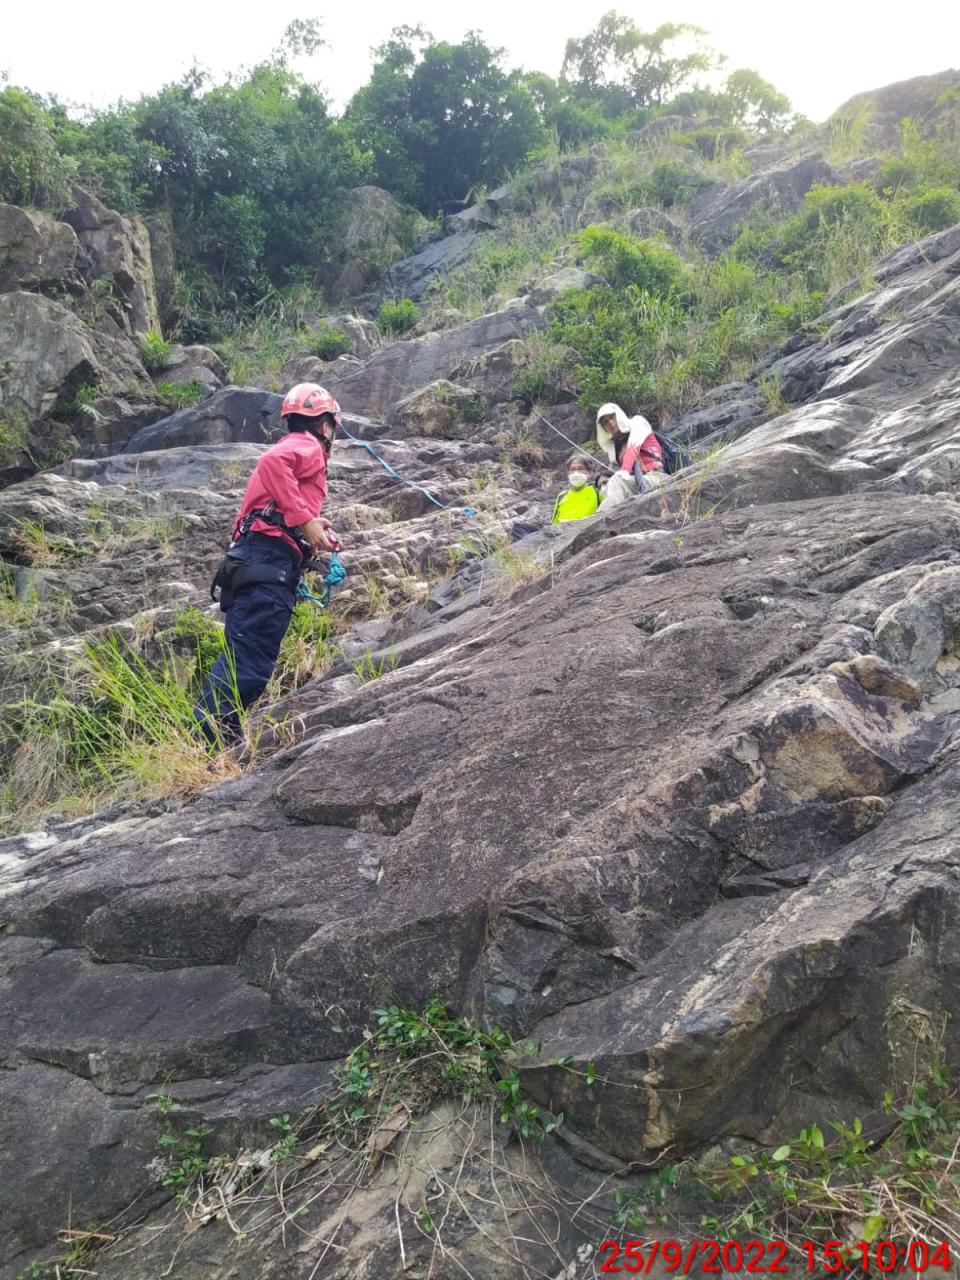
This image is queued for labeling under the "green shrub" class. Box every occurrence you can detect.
[577,226,686,296]
[169,605,225,687]
[154,380,205,409]
[673,125,747,161]
[471,242,530,300]
[902,186,960,236]
[642,160,710,208]
[874,156,919,198]
[733,183,903,294]
[0,407,30,451]
[310,321,352,361]
[139,330,174,373]
[0,86,72,209]
[376,298,419,337]
[543,285,685,413]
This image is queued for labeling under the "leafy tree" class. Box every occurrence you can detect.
[724,69,792,129]
[0,87,73,208]
[562,12,721,110]
[522,70,631,147]
[345,28,545,214]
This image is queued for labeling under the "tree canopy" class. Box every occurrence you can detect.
[344,28,545,213]
[0,15,795,318]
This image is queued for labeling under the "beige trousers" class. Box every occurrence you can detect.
[603,469,664,508]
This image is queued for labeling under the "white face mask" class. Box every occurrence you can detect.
[568,471,589,488]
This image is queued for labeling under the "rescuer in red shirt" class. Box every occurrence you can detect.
[194,382,341,746]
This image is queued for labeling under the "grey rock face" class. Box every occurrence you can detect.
[158,343,226,395]
[0,204,80,291]
[6,89,960,1279]
[124,387,282,453]
[0,291,151,420]
[527,266,603,305]
[371,230,482,303]
[325,301,544,419]
[63,186,160,337]
[688,153,837,251]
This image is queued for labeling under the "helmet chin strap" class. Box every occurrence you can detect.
[310,423,335,453]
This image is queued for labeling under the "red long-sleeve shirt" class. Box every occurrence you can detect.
[233,432,327,556]
[620,431,662,474]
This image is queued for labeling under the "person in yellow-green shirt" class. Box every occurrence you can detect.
[551,454,602,523]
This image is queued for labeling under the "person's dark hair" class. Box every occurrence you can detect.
[286,411,337,435]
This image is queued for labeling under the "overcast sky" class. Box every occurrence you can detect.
[4,0,958,123]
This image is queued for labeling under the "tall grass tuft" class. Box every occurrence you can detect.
[0,635,240,834]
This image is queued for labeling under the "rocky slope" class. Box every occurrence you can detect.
[2,73,960,1279]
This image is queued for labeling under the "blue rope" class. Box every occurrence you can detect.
[337,421,477,517]
[297,550,347,608]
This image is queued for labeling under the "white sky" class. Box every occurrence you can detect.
[4,0,958,123]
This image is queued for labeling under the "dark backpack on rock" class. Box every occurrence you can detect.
[650,431,690,475]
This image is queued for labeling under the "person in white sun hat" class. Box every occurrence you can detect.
[595,402,665,508]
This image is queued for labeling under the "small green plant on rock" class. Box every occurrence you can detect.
[170,604,226,688]
[352,650,399,684]
[11,518,77,567]
[139,329,174,373]
[154,379,204,409]
[377,297,419,337]
[758,371,790,417]
[310,320,352,360]
[0,406,29,451]
[147,1091,214,1203]
[599,1055,960,1256]
[330,996,560,1139]
[267,602,341,696]
[70,383,104,420]
[268,1113,297,1162]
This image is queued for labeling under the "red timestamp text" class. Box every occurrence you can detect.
[596,1238,953,1274]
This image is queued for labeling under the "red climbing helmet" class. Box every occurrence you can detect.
[281,383,341,425]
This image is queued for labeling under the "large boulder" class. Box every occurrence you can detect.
[528,266,603,306]
[323,186,429,300]
[0,204,80,292]
[371,230,481,304]
[124,387,282,453]
[688,153,837,252]
[444,154,601,237]
[0,291,151,421]
[626,205,684,244]
[63,186,160,337]
[6,492,960,1277]
[158,343,226,395]
[824,70,960,151]
[388,379,485,438]
[280,316,382,385]
[325,300,544,420]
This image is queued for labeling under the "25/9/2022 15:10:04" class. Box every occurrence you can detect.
[596,1238,954,1273]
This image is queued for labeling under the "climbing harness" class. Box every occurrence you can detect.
[211,501,349,612]
[337,420,477,517]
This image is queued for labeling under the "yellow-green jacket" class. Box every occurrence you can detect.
[551,484,601,523]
